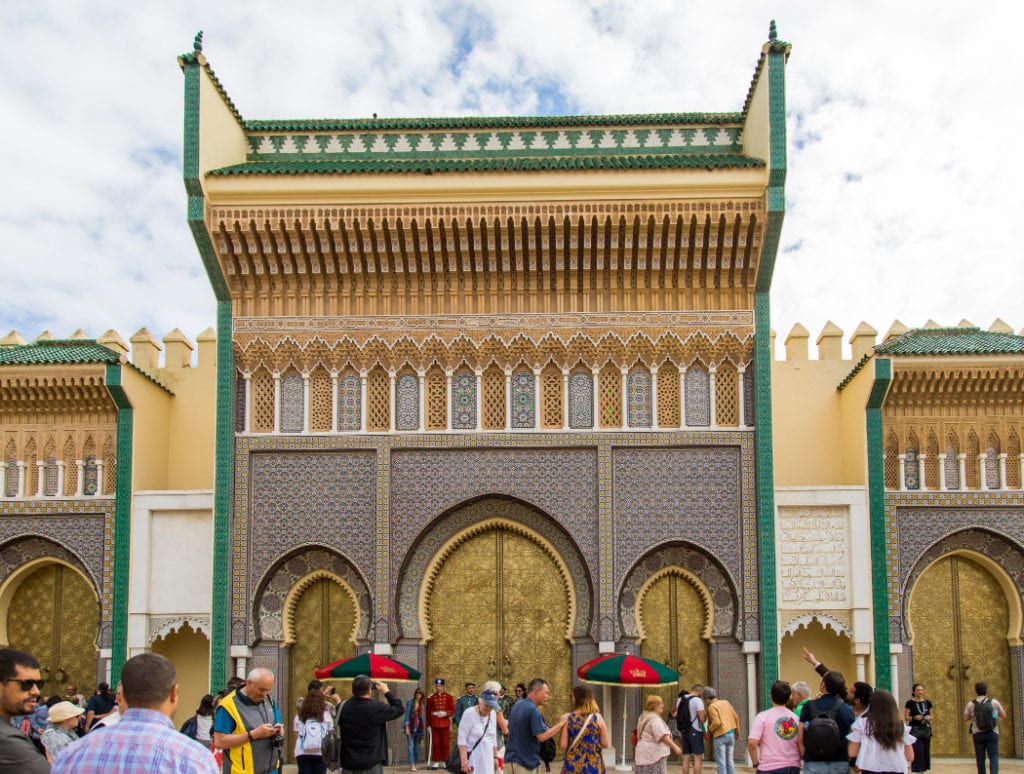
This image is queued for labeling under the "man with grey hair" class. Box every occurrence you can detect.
[51,652,218,772]
[337,675,405,774]
[703,687,741,774]
[790,682,812,718]
[214,667,283,774]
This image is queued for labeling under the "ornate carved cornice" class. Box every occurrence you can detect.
[233,312,753,374]
[209,199,764,318]
[885,363,1024,415]
[0,366,116,417]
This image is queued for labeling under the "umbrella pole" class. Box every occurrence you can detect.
[618,686,630,771]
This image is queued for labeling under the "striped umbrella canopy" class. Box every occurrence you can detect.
[576,653,678,686]
[315,653,421,683]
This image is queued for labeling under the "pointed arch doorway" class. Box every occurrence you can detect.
[909,552,1016,757]
[285,574,358,759]
[637,569,710,716]
[424,522,573,720]
[5,561,99,696]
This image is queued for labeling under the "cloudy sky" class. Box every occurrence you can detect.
[2,1,1020,360]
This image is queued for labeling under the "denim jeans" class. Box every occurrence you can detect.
[713,733,735,774]
[803,761,851,774]
[408,733,422,766]
[973,731,999,774]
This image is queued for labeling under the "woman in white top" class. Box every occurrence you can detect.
[634,695,683,774]
[847,689,915,774]
[458,688,500,774]
[293,688,335,774]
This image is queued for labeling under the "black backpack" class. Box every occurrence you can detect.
[674,692,692,734]
[974,698,997,733]
[803,699,844,759]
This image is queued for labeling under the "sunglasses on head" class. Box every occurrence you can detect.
[4,678,44,691]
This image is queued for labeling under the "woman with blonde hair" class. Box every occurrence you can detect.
[559,685,610,774]
[635,695,682,774]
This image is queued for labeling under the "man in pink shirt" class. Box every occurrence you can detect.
[748,681,802,774]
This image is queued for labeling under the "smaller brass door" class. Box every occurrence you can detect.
[287,577,357,759]
[639,572,709,721]
[7,563,99,696]
[910,555,1013,757]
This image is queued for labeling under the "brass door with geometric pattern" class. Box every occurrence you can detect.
[427,526,572,722]
[909,554,1014,757]
[6,563,99,697]
[287,577,357,760]
[639,571,709,721]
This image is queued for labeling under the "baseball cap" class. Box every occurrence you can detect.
[480,689,500,709]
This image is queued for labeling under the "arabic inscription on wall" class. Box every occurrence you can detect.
[778,506,850,607]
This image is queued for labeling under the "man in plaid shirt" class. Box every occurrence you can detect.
[52,652,218,773]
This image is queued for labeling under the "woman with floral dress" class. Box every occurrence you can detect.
[559,685,610,774]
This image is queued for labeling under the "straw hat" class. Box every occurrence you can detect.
[48,701,85,723]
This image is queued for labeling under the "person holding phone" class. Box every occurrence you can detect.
[214,667,284,774]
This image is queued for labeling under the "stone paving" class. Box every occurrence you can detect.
[280,762,1023,774]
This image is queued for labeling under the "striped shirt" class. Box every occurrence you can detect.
[51,707,219,773]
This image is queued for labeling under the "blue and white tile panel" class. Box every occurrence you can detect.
[246,126,744,159]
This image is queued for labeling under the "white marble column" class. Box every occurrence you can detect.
[302,373,311,433]
[918,454,927,491]
[389,371,397,433]
[708,366,717,428]
[736,365,746,427]
[475,369,483,430]
[419,372,427,431]
[999,453,1008,491]
[0,461,6,498]
[679,365,687,427]
[446,370,454,430]
[504,371,512,430]
[533,369,541,429]
[75,460,85,496]
[591,368,600,429]
[650,366,659,429]
[958,454,967,490]
[937,453,947,491]
[243,372,252,433]
[55,461,65,497]
[272,372,282,433]
[620,367,628,428]
[898,454,907,491]
[35,461,46,498]
[330,371,339,432]
[562,370,570,430]
[94,461,103,497]
[360,372,368,432]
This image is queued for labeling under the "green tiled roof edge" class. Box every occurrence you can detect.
[873,327,1024,356]
[0,340,122,366]
[243,112,743,133]
[208,154,765,176]
[177,31,245,129]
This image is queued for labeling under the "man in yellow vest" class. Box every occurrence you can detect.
[214,668,284,774]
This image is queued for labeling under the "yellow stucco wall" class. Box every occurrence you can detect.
[123,367,171,491]
[151,623,211,729]
[771,357,872,487]
[197,61,247,180]
[155,335,217,490]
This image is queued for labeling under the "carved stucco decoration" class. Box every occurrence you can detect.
[148,616,212,645]
[252,546,372,643]
[780,611,852,638]
[619,542,737,639]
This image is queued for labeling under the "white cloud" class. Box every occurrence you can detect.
[0,0,1020,354]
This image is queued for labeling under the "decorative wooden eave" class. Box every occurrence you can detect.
[206,196,766,319]
[883,356,1024,412]
[0,363,119,416]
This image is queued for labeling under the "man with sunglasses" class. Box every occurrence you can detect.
[0,647,50,773]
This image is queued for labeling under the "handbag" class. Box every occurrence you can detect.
[910,722,932,739]
[447,713,492,774]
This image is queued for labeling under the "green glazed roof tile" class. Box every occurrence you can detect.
[243,112,744,133]
[873,327,1024,357]
[0,340,123,366]
[208,153,764,177]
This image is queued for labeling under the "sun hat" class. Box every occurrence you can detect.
[48,701,85,723]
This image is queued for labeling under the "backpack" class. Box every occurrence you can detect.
[675,693,693,734]
[541,736,557,771]
[802,699,844,759]
[322,700,345,771]
[179,715,198,739]
[302,717,326,752]
[974,698,997,733]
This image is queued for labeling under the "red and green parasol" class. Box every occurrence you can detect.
[577,654,679,769]
[315,653,421,683]
[576,653,678,687]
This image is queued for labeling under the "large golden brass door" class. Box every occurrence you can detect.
[287,577,357,759]
[427,527,572,721]
[910,554,1013,757]
[6,563,98,696]
[639,571,709,717]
